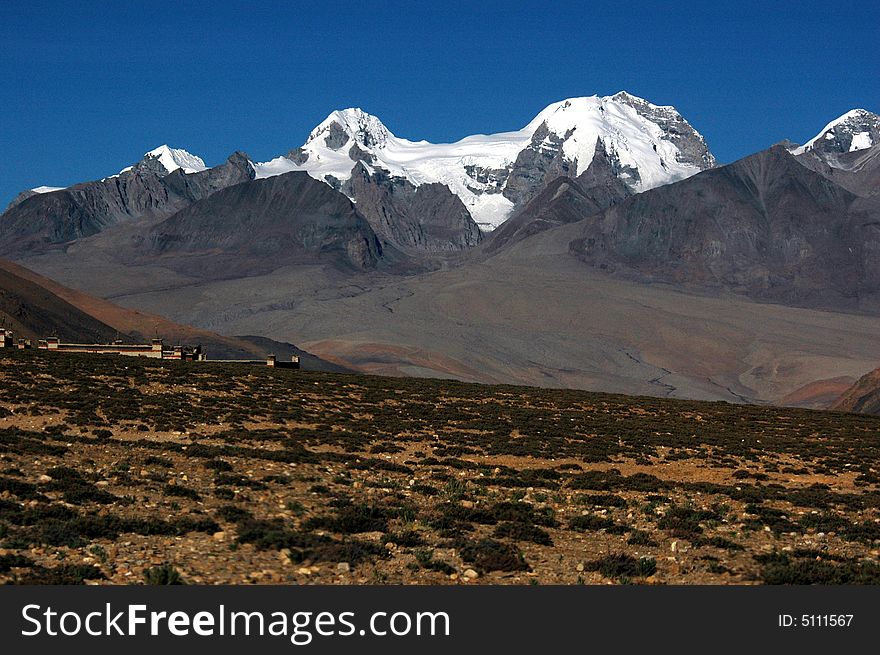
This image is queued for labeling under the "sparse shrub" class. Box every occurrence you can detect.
[383,529,426,547]
[577,493,627,508]
[586,554,656,580]
[757,552,880,585]
[236,518,387,564]
[302,504,390,534]
[693,535,743,551]
[0,553,34,572]
[163,484,201,501]
[458,538,530,573]
[657,505,723,540]
[489,501,557,527]
[493,521,553,546]
[13,564,105,585]
[569,514,616,532]
[204,459,233,472]
[143,564,185,585]
[626,530,657,546]
[214,473,267,490]
[216,505,252,523]
[411,483,440,496]
[413,548,456,575]
[44,467,116,505]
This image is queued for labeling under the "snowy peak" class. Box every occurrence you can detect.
[520,93,715,189]
[251,92,716,230]
[305,108,392,150]
[793,108,880,157]
[142,145,207,175]
[609,91,716,169]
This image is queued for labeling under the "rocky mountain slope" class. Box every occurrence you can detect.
[148,171,386,276]
[790,109,880,197]
[484,138,632,254]
[564,145,879,312]
[345,162,482,254]
[0,258,344,369]
[795,142,880,198]
[36,212,879,408]
[832,367,880,415]
[0,149,254,256]
[792,108,880,158]
[0,260,118,343]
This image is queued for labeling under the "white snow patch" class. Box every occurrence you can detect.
[144,145,207,174]
[251,155,299,179]
[31,185,64,193]
[850,131,873,151]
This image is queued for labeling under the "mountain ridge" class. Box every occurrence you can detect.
[254,92,714,230]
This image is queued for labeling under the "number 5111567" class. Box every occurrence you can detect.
[778,614,853,627]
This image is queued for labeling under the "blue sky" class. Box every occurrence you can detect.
[1,0,877,205]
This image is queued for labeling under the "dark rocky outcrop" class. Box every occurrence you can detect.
[502,123,576,206]
[345,162,482,253]
[485,139,631,254]
[149,171,384,275]
[567,145,880,311]
[795,142,880,198]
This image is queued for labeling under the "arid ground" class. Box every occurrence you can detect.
[1,350,879,585]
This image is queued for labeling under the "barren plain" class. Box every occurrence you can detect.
[2,350,879,585]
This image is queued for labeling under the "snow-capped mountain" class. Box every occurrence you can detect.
[143,144,207,174]
[13,145,207,200]
[251,92,715,229]
[789,109,880,198]
[118,145,207,176]
[792,109,880,159]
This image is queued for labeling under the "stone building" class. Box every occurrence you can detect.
[37,337,204,360]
